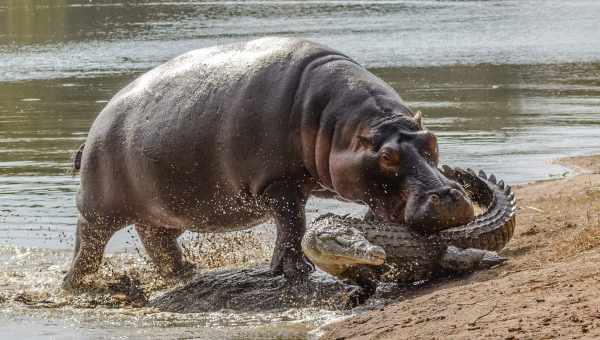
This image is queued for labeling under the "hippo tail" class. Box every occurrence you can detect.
[72,143,85,173]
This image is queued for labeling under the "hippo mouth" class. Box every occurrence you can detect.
[370,195,408,225]
[369,168,477,232]
[389,200,408,224]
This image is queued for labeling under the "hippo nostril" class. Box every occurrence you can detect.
[449,188,463,201]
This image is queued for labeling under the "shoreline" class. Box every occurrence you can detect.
[321,154,600,339]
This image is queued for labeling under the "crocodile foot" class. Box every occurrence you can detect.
[440,246,507,273]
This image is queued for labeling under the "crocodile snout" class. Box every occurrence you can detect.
[365,244,386,265]
[353,240,386,265]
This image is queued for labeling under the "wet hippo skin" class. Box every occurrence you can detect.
[63,37,474,289]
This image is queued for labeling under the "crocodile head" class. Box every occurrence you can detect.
[302,217,386,277]
[305,166,516,285]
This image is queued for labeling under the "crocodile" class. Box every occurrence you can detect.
[302,166,516,287]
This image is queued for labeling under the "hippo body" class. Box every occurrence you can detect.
[64,38,474,289]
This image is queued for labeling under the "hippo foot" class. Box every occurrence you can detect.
[271,253,314,282]
[340,280,378,307]
[159,261,195,282]
[340,285,373,308]
[61,271,101,293]
[61,274,82,292]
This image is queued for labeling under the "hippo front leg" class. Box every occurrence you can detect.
[263,181,314,281]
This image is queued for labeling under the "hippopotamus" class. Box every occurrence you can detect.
[63,37,474,290]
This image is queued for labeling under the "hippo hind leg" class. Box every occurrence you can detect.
[62,214,124,291]
[134,224,194,280]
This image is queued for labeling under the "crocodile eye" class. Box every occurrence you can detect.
[334,236,353,247]
[319,232,335,240]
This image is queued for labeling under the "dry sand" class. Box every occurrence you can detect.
[321,155,600,340]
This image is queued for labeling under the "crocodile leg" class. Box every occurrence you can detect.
[439,246,507,273]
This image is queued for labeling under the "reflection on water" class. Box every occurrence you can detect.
[375,63,600,181]
[2,0,600,80]
[1,0,600,338]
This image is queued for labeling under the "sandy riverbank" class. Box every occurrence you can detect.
[321,154,600,340]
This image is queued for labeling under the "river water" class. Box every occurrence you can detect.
[1,0,599,338]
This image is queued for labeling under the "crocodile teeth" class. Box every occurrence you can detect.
[479,170,487,179]
[489,174,497,184]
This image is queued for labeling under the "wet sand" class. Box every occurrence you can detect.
[321,154,600,339]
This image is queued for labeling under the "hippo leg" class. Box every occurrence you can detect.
[134,224,193,279]
[265,181,314,280]
[62,214,124,291]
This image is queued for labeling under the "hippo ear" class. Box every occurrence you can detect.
[378,147,401,174]
[414,111,424,129]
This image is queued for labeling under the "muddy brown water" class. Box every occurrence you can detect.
[1,0,599,339]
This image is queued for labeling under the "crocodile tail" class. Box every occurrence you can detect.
[72,143,85,172]
[438,166,517,252]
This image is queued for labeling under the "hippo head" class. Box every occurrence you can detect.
[329,112,474,233]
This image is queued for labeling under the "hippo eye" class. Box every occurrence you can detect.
[378,147,402,174]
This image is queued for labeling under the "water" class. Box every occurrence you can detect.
[1,0,599,338]
[2,1,600,81]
